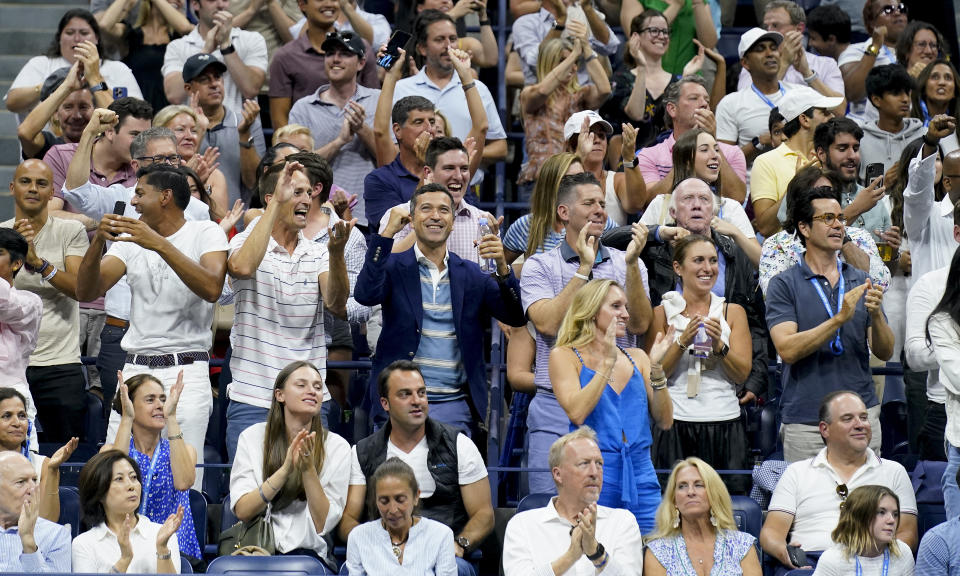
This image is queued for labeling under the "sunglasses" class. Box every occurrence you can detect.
[837,483,849,509]
[880,3,907,15]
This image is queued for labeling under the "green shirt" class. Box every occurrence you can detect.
[641,0,701,75]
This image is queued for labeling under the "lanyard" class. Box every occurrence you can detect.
[751,83,785,109]
[806,259,845,356]
[133,437,163,515]
[920,100,931,127]
[855,548,890,576]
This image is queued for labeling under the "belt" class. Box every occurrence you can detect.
[105,316,129,328]
[125,351,209,369]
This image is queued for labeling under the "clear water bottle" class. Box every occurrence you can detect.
[692,322,712,359]
[477,218,496,273]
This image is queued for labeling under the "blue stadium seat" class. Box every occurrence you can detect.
[759,401,781,459]
[730,495,762,539]
[918,502,947,540]
[84,392,105,444]
[339,560,349,575]
[188,489,207,554]
[221,493,239,531]
[58,486,81,538]
[516,493,553,513]
[181,555,194,573]
[207,554,330,575]
[880,400,910,458]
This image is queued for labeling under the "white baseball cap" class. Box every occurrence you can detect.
[738,27,783,59]
[563,110,613,143]
[777,86,844,122]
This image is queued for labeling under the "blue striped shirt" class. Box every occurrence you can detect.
[345,517,457,576]
[0,518,71,572]
[917,516,960,575]
[414,247,465,403]
[503,214,617,256]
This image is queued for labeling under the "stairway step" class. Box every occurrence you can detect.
[0,55,33,83]
[0,30,58,56]
[0,112,18,133]
[0,5,81,29]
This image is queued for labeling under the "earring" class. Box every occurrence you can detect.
[709,509,718,527]
[671,507,680,529]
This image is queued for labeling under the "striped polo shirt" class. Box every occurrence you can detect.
[413,244,466,402]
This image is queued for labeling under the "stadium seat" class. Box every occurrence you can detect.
[516,492,553,513]
[880,400,910,458]
[730,495,762,539]
[188,489,208,554]
[207,554,331,575]
[918,502,947,540]
[84,391,105,444]
[221,493,238,531]
[181,555,194,574]
[58,486,81,538]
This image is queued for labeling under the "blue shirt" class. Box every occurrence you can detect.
[917,516,960,576]
[363,156,419,235]
[765,256,878,424]
[0,517,71,572]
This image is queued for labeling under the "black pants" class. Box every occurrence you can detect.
[27,363,86,443]
[919,400,948,461]
[904,366,928,452]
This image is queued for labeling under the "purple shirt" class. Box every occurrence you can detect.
[43,142,137,209]
[635,132,747,185]
[268,32,379,104]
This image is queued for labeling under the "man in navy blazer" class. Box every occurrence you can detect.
[355,183,526,433]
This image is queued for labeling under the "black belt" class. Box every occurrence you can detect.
[125,351,209,369]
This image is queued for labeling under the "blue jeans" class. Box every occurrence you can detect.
[96,323,128,418]
[225,400,269,462]
[456,556,477,576]
[427,399,473,437]
[944,442,960,521]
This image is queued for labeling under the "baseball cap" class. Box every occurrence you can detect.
[563,110,613,143]
[738,27,783,59]
[321,30,366,58]
[182,53,227,83]
[777,86,844,122]
[40,67,72,101]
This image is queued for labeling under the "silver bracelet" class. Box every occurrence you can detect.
[803,70,818,84]
[42,265,58,282]
[573,272,590,282]
[157,551,171,560]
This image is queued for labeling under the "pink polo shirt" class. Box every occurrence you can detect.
[635,132,748,185]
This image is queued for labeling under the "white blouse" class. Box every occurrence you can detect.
[72,516,180,574]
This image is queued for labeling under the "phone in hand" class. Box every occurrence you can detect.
[377,29,412,70]
[113,201,126,216]
[865,162,884,189]
[786,545,808,568]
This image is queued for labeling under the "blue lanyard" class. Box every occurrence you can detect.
[806,259,845,356]
[133,437,163,515]
[751,83,785,109]
[855,548,890,576]
[920,100,931,127]
[20,420,32,459]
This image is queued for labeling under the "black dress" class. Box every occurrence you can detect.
[123,27,178,112]
[600,68,673,149]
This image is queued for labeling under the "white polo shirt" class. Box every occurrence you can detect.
[769,447,917,552]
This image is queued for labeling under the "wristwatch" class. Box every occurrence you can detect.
[751,136,768,154]
[456,535,471,551]
[714,344,730,358]
[88,81,108,93]
[586,541,606,562]
[865,43,880,57]
[553,19,565,31]
[628,155,640,168]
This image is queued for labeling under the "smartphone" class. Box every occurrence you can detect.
[113,201,126,216]
[786,545,808,568]
[112,86,128,99]
[865,162,884,188]
[377,29,412,70]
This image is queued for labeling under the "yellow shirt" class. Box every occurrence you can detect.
[749,142,812,204]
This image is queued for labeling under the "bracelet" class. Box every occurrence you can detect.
[168,432,183,441]
[651,377,667,390]
[258,484,270,503]
[462,81,476,92]
[220,44,236,55]
[674,334,689,351]
[573,271,590,282]
[157,551,171,560]
[802,70,818,84]
[479,19,490,25]
[42,265,58,282]
[584,53,598,63]
[264,476,279,491]
[594,553,609,570]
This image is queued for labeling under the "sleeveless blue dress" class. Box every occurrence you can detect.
[571,346,661,533]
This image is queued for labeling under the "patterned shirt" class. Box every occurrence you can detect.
[917,516,960,576]
[647,530,756,575]
[0,518,71,572]
[413,244,465,402]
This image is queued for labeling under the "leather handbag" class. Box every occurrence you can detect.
[218,504,276,556]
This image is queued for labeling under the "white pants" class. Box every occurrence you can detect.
[106,361,212,490]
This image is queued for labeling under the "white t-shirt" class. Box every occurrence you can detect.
[349,432,487,498]
[768,448,917,552]
[72,516,180,574]
[230,422,351,555]
[640,195,755,240]
[837,40,897,124]
[106,220,228,354]
[716,82,804,147]
[813,540,914,576]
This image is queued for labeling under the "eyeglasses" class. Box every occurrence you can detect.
[914,41,939,51]
[640,27,670,38]
[837,483,849,509]
[880,3,907,15]
[136,154,181,165]
[810,212,847,226]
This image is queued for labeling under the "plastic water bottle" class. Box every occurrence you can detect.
[477,218,496,273]
[692,322,712,359]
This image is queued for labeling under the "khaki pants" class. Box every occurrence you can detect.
[781,404,882,463]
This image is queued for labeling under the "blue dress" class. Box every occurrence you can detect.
[130,438,201,559]
[647,529,757,575]
[571,346,661,533]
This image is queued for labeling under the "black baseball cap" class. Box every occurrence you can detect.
[321,30,366,58]
[182,53,228,83]
[41,67,72,100]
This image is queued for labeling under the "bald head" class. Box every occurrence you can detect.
[0,451,36,528]
[0,451,31,479]
[10,159,54,217]
[670,178,718,235]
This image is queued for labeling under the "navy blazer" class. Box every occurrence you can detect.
[355,235,526,422]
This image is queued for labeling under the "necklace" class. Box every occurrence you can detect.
[390,532,409,559]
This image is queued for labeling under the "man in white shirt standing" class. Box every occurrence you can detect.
[75,164,228,490]
[502,427,644,576]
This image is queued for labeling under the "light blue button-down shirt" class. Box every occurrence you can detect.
[0,517,71,572]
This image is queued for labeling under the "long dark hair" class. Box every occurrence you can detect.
[262,361,328,510]
[47,9,101,58]
[671,128,723,200]
[911,59,960,142]
[0,388,29,451]
[78,450,142,528]
[926,245,960,344]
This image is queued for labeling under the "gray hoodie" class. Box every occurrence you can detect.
[857,117,925,181]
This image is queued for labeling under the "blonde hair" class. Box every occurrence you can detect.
[831,485,902,560]
[272,123,314,147]
[134,0,177,33]
[434,109,450,138]
[548,426,599,471]
[536,38,580,97]
[526,153,581,258]
[152,104,196,128]
[648,457,738,541]
[555,279,621,349]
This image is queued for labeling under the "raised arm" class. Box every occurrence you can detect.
[373,45,403,167]
[96,0,136,40]
[525,229,595,337]
[520,41,582,114]
[66,108,117,191]
[211,13,266,100]
[624,223,652,334]
[164,373,198,491]
[840,29,884,104]
[17,63,83,159]
[319,219,355,320]
[450,46,488,175]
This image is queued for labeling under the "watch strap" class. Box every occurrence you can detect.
[586,541,605,561]
[89,81,108,93]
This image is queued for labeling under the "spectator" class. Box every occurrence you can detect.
[916,483,960,575]
[103,373,200,560]
[289,31,379,229]
[911,59,960,155]
[0,389,76,522]
[514,0,620,86]
[502,427,644,576]
[181,53,266,206]
[339,361,494,576]
[520,172,651,494]
[645,458,761,574]
[73,450,183,573]
[97,0,194,112]
[356,184,525,431]
[17,66,107,160]
[516,37,610,200]
[926,245,960,520]
[224,161,351,459]
[0,229,42,453]
[550,278,672,530]
[621,0,717,76]
[812,485,914,575]
[895,20,944,78]
[74,162,227,490]
[858,65,924,179]
[0,451,71,572]
[751,87,842,237]
[230,361,350,568]
[759,391,918,574]
[91,0,146,59]
[636,76,747,204]
[162,0,268,111]
[563,111,645,226]
[272,123,315,152]
[765,178,894,462]
[153,104,228,217]
[4,9,141,119]
[398,0,498,69]
[838,0,909,123]
[0,160,89,444]
[806,4,852,62]
[345,458,457,576]
[268,0,379,129]
[641,233,754,491]
[230,0,300,62]
[379,137,492,263]
[640,129,758,245]
[739,1,845,97]
[313,0,390,51]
